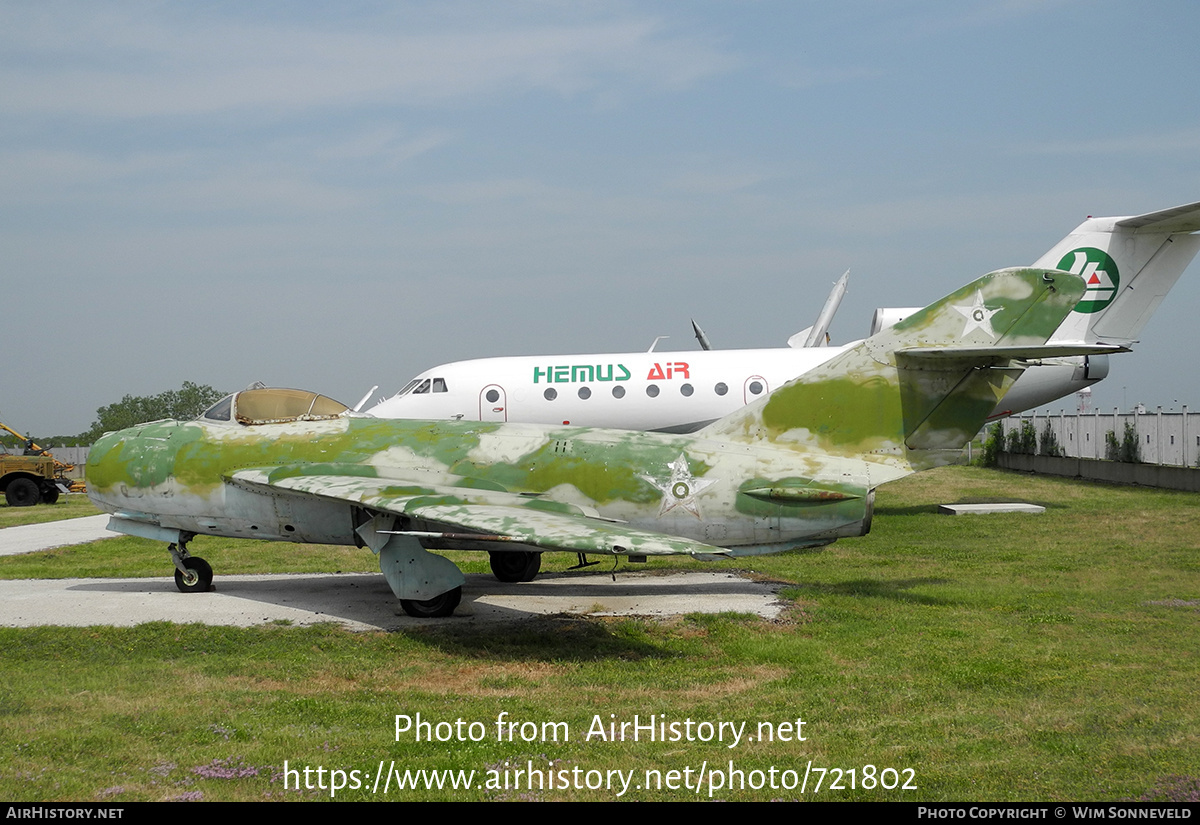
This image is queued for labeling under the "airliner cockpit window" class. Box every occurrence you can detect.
[395,379,421,397]
[411,379,432,395]
[432,377,447,393]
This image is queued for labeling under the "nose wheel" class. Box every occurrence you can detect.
[168,539,212,593]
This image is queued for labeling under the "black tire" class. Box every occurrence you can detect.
[5,478,40,507]
[488,551,542,583]
[400,586,462,618]
[40,487,60,505]
[174,557,214,593]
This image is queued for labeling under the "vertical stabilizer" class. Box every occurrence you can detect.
[1035,200,1200,344]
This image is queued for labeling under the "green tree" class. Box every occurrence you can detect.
[1104,429,1120,461]
[1018,420,1038,454]
[80,382,225,444]
[1003,420,1039,455]
[1104,422,1142,463]
[1038,421,1062,457]
[982,421,1004,466]
[1120,421,1141,463]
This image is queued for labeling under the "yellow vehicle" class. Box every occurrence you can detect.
[0,421,83,505]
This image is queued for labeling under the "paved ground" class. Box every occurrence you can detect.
[0,570,785,630]
[0,514,115,556]
[0,514,787,627]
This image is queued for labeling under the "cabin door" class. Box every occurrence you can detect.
[479,385,507,422]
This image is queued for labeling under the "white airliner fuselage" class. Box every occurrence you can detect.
[370,348,836,432]
[367,345,1107,432]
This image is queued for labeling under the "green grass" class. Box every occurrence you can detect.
[0,466,1197,801]
[0,494,101,528]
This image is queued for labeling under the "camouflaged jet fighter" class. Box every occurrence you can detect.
[86,267,1120,618]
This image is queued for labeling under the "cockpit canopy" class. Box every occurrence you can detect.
[200,388,350,426]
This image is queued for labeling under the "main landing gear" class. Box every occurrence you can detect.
[372,530,466,619]
[488,550,541,583]
[168,537,212,593]
[400,588,463,619]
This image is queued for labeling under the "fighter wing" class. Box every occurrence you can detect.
[229,468,730,558]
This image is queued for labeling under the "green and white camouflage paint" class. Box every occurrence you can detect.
[87,268,1099,617]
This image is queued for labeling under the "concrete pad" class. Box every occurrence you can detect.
[0,514,116,556]
[938,503,1045,515]
[0,570,785,630]
[469,571,782,620]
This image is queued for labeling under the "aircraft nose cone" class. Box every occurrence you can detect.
[86,428,131,506]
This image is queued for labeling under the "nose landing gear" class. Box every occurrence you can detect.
[168,535,212,593]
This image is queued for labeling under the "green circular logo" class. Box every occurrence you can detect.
[1057,247,1120,314]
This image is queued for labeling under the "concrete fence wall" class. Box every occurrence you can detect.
[996,452,1200,492]
[998,408,1200,468]
[51,447,90,479]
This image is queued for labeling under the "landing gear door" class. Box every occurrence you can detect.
[480,385,507,422]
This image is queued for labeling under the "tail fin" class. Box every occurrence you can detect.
[703,268,1089,474]
[1035,200,1200,344]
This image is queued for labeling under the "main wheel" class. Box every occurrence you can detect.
[400,586,462,618]
[174,557,213,593]
[40,487,60,505]
[5,478,40,507]
[488,551,542,583]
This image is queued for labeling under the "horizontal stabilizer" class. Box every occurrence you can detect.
[1114,199,1200,233]
[896,343,1129,363]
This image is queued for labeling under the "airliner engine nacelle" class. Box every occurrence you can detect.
[869,307,922,337]
[1075,354,1108,382]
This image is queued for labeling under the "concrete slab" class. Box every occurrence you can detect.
[0,514,115,556]
[0,570,785,630]
[938,503,1045,515]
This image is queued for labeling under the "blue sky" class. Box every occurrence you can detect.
[4,1,1200,436]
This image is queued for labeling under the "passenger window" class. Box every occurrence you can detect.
[485,389,500,403]
[578,387,591,399]
[544,388,557,400]
[749,381,763,395]
[646,385,660,398]
[714,382,728,396]
[612,386,626,399]
[680,383,694,397]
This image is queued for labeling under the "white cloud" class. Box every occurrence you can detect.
[0,6,736,119]
[316,128,453,167]
[1017,128,1200,157]
[0,146,363,215]
[413,177,559,205]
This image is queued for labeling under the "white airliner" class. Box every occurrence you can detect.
[369,201,1200,433]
